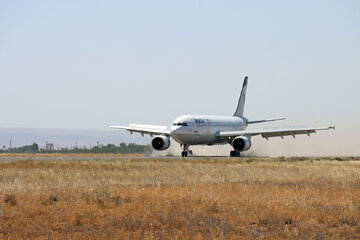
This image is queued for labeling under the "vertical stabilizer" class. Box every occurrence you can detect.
[233,76,248,117]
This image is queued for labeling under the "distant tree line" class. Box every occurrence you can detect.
[0,143,152,154]
[1,143,40,153]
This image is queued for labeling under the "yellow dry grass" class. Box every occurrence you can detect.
[1,157,360,239]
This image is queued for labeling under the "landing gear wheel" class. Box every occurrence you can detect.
[230,150,240,157]
[181,144,191,157]
[188,150,193,156]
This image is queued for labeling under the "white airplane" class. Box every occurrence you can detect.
[109,76,335,157]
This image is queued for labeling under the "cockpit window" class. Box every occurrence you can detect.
[173,122,188,126]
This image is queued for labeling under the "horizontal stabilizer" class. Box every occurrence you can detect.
[247,117,286,124]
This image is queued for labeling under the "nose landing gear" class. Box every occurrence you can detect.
[181,144,192,157]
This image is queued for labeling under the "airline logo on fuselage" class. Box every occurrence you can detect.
[193,119,211,125]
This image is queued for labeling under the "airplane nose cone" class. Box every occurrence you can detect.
[170,126,180,134]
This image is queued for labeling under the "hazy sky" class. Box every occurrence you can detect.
[1,1,359,154]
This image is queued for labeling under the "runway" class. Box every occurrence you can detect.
[0,153,273,162]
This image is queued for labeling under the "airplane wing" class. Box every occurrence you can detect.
[108,124,171,137]
[217,126,335,140]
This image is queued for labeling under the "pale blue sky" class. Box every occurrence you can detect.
[0,0,359,134]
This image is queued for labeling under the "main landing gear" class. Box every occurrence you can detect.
[230,150,241,157]
[181,144,193,157]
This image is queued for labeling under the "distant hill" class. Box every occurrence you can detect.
[0,127,149,150]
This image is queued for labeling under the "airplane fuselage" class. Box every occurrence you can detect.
[170,115,247,145]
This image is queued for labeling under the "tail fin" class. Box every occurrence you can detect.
[233,76,248,117]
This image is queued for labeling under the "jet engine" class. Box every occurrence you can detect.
[231,136,251,152]
[151,135,170,151]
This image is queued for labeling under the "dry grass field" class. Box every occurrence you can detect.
[1,156,360,239]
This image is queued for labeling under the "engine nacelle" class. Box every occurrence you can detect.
[231,136,251,152]
[151,135,170,151]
